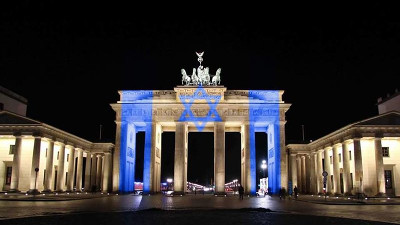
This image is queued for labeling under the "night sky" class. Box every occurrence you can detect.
[1,3,400,185]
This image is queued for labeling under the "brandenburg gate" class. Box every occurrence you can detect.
[111,52,291,195]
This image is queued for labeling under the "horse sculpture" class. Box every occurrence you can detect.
[191,68,199,85]
[181,69,191,86]
[212,68,221,86]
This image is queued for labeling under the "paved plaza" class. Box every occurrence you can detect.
[0,193,400,224]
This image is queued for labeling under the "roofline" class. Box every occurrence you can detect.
[0,111,114,148]
[308,111,400,147]
[0,85,28,104]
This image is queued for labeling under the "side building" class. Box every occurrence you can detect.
[287,111,400,197]
[0,87,114,193]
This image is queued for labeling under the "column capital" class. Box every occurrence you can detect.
[342,139,352,144]
[13,132,22,138]
[374,136,383,141]
[57,141,66,147]
[332,143,341,148]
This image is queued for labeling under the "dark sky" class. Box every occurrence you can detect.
[1,3,400,185]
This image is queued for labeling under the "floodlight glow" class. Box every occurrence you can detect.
[167,178,173,183]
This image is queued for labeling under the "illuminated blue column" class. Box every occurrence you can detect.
[118,122,128,192]
[267,123,282,194]
[143,123,155,194]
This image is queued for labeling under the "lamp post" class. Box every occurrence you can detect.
[167,178,173,191]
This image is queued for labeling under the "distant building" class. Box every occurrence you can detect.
[0,85,28,116]
[377,89,400,114]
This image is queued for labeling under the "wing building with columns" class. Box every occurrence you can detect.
[0,86,114,193]
[287,92,400,197]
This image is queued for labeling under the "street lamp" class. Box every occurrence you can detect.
[167,178,173,191]
[261,160,267,178]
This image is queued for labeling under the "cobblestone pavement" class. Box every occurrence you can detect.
[0,194,400,224]
[0,209,396,225]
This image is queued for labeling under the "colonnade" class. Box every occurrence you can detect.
[289,138,387,196]
[9,135,113,193]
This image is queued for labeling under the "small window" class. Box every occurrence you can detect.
[350,173,353,188]
[45,148,48,157]
[382,147,389,157]
[338,153,342,163]
[330,156,333,164]
[9,145,16,154]
[5,166,12,185]
[65,172,68,185]
[66,154,69,162]
[331,175,334,190]
[349,151,352,160]
[43,169,46,185]
[57,151,59,160]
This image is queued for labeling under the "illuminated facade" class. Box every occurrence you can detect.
[0,111,114,193]
[287,111,400,196]
[111,86,291,195]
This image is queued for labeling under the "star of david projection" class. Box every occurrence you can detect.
[178,86,222,131]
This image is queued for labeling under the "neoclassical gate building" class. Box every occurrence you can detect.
[111,85,291,194]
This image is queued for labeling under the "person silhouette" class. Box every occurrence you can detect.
[238,184,244,200]
[294,185,298,199]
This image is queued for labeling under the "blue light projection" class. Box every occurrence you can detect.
[178,86,222,131]
[120,90,153,193]
[248,90,281,194]
[118,88,282,195]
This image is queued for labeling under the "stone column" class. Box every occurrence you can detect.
[305,155,311,193]
[332,144,341,194]
[342,141,351,194]
[96,155,103,190]
[112,122,126,192]
[296,155,302,193]
[174,122,188,195]
[214,122,225,195]
[102,152,112,193]
[353,139,363,193]
[310,153,316,194]
[290,154,297,190]
[241,123,255,195]
[323,147,332,194]
[56,143,66,192]
[301,156,306,193]
[90,154,97,191]
[67,147,76,192]
[279,121,288,191]
[84,152,92,191]
[374,137,385,195]
[316,150,323,193]
[43,140,55,192]
[10,135,22,192]
[76,149,83,191]
[28,136,42,194]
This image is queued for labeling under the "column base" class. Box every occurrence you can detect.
[173,191,185,196]
[375,192,387,197]
[213,192,227,197]
[41,189,53,193]
[8,189,21,193]
[27,189,40,195]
